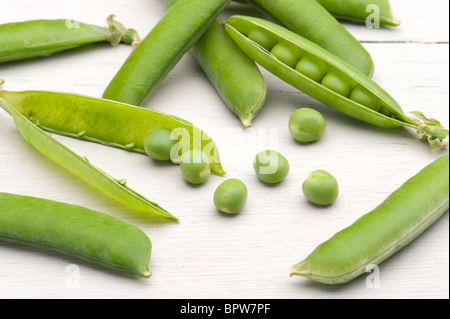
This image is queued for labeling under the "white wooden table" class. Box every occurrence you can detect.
[0,0,448,299]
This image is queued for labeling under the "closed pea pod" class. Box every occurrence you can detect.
[315,0,401,27]
[0,15,139,64]
[225,16,449,150]
[0,96,179,222]
[0,86,225,176]
[233,0,401,27]
[0,192,152,278]
[103,0,232,106]
[241,0,375,77]
[165,0,267,127]
[290,155,449,285]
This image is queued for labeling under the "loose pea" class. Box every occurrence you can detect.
[253,150,290,184]
[213,178,248,214]
[321,71,353,97]
[302,170,339,206]
[289,108,326,143]
[271,42,301,68]
[295,55,328,83]
[144,128,178,161]
[180,149,211,184]
[349,84,382,112]
[248,27,278,51]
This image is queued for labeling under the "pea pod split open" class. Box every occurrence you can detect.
[237,0,375,78]
[0,85,225,176]
[290,155,449,285]
[103,0,232,106]
[0,192,152,278]
[0,95,179,222]
[0,15,140,64]
[225,16,449,150]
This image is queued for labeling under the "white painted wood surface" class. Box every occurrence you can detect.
[0,0,448,299]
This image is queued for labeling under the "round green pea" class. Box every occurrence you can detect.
[289,108,326,143]
[180,149,211,185]
[144,127,178,161]
[213,178,248,215]
[295,55,328,83]
[253,150,290,184]
[248,27,278,51]
[271,42,301,68]
[321,71,353,98]
[302,170,339,206]
[349,84,382,112]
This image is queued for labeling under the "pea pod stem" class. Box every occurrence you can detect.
[0,192,152,278]
[0,96,179,222]
[224,16,449,150]
[290,155,449,285]
[0,15,140,64]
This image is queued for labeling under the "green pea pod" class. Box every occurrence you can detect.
[315,0,401,27]
[0,85,225,176]
[225,16,449,150]
[232,0,400,27]
[165,0,267,127]
[0,192,152,278]
[0,15,140,64]
[242,0,375,78]
[0,95,179,222]
[290,155,449,285]
[103,0,232,106]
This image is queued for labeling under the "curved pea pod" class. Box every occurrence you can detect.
[225,16,449,150]
[0,86,225,176]
[242,0,375,78]
[315,0,401,27]
[165,0,267,127]
[0,96,179,222]
[0,192,152,278]
[290,155,449,285]
[103,0,232,106]
[0,15,140,64]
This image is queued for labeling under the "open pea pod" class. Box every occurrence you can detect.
[0,94,179,222]
[225,16,449,150]
[0,84,225,176]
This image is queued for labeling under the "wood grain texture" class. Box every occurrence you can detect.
[0,0,448,299]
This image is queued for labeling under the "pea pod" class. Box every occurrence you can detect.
[240,0,375,77]
[0,85,225,176]
[0,95,179,222]
[225,16,449,150]
[0,15,140,64]
[233,0,400,27]
[315,0,400,27]
[290,155,449,285]
[0,192,152,278]
[165,0,267,127]
[103,0,232,106]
